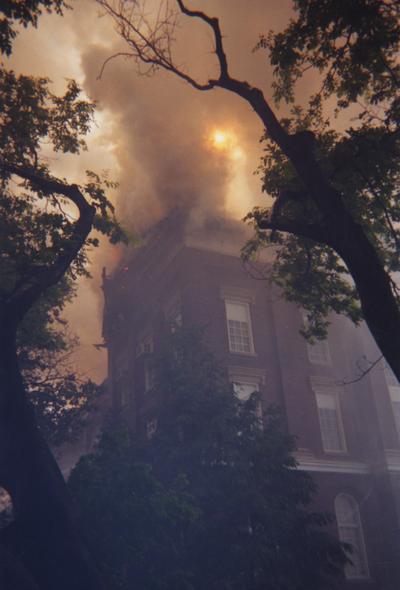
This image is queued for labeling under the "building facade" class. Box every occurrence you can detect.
[103,211,400,589]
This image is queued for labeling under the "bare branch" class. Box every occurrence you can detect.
[253,192,326,244]
[3,162,92,216]
[97,0,216,90]
[97,51,133,79]
[336,354,383,386]
[176,0,228,80]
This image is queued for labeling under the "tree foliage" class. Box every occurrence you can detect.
[0,8,124,586]
[0,0,67,56]
[70,328,347,590]
[0,68,124,445]
[243,0,400,340]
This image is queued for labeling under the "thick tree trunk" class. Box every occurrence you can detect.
[0,314,104,590]
[332,217,400,379]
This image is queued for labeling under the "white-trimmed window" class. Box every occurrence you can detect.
[233,380,259,402]
[315,388,346,452]
[302,313,331,365]
[384,363,400,438]
[230,370,264,421]
[307,339,332,365]
[335,494,369,579]
[225,300,255,354]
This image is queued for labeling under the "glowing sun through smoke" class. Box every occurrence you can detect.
[207,126,253,218]
[210,128,236,151]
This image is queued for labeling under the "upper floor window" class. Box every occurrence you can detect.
[315,388,346,453]
[233,380,259,401]
[335,494,369,579]
[225,300,255,354]
[233,379,262,422]
[302,313,331,365]
[307,339,332,365]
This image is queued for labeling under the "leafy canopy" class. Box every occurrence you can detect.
[70,328,347,590]
[0,0,68,56]
[244,0,400,340]
[0,67,125,442]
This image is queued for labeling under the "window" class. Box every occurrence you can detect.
[225,300,255,354]
[335,494,369,579]
[233,380,259,401]
[384,363,400,438]
[315,389,346,452]
[307,339,331,365]
[302,313,331,365]
[230,370,264,421]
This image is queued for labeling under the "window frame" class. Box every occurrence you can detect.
[302,312,332,366]
[314,386,347,454]
[224,298,255,355]
[307,339,332,365]
[229,367,266,421]
[334,494,369,580]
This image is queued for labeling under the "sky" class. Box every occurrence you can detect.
[7,0,312,382]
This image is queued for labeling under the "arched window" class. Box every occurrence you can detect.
[335,494,369,579]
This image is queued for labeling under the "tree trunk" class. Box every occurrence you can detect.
[332,217,400,379]
[0,313,104,590]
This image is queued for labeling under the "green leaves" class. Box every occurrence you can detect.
[70,328,347,589]
[0,70,95,168]
[245,84,400,341]
[0,67,125,444]
[263,0,400,120]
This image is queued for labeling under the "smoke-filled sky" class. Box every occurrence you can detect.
[8,0,316,381]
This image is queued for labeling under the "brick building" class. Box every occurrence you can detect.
[103,210,400,589]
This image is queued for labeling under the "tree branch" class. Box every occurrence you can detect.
[2,162,95,324]
[253,191,326,244]
[176,0,228,80]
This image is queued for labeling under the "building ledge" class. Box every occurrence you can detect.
[295,451,369,475]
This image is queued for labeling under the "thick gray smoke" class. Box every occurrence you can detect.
[7,0,301,380]
[78,0,295,232]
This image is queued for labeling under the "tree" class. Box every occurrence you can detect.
[69,328,347,590]
[0,44,124,590]
[0,0,68,56]
[96,0,400,382]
